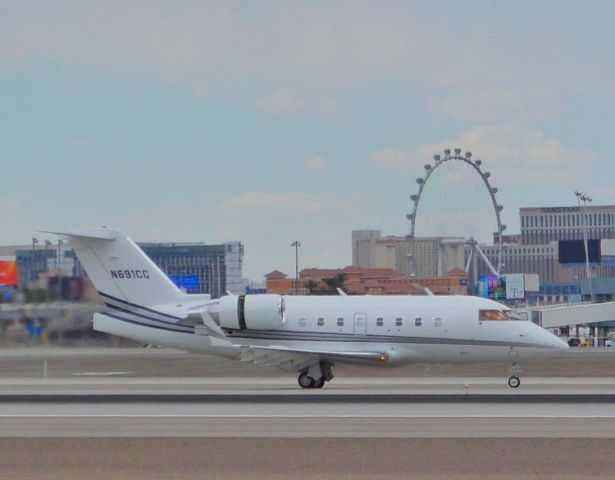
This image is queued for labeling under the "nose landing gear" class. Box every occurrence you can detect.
[508,362,522,388]
[507,376,521,388]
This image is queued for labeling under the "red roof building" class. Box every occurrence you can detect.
[265,266,467,296]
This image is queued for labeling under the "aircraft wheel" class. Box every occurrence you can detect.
[298,372,315,389]
[312,377,326,389]
[508,376,521,388]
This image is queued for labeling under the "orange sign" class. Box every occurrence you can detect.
[0,261,18,286]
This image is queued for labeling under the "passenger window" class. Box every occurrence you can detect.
[415,317,422,327]
[298,317,306,327]
[317,317,325,327]
[395,317,403,327]
[434,317,442,327]
[376,317,384,327]
[337,317,344,327]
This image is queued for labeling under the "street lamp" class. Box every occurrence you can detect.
[291,241,301,295]
[57,239,64,273]
[575,191,594,303]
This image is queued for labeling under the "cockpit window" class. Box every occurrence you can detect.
[506,310,524,321]
[479,310,524,321]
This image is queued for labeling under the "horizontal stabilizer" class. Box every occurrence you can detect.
[40,229,117,241]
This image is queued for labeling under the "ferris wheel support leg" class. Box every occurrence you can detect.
[465,248,473,274]
[475,243,499,276]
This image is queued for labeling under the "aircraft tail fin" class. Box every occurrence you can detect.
[46,227,182,307]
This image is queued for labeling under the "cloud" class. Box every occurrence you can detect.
[217,190,362,278]
[3,2,610,95]
[253,90,305,115]
[223,191,326,212]
[369,149,418,172]
[252,90,342,120]
[305,155,326,172]
[429,89,561,123]
[371,126,596,187]
[0,196,19,209]
[71,137,89,147]
[0,195,35,244]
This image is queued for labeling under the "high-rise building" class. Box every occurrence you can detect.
[352,230,465,277]
[520,206,615,244]
[139,242,243,297]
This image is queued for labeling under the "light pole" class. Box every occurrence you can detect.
[291,241,301,295]
[575,191,594,303]
[57,239,64,273]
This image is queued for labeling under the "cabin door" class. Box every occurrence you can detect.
[353,312,367,335]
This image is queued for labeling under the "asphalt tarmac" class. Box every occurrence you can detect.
[2,347,615,478]
[2,438,615,480]
[1,346,615,378]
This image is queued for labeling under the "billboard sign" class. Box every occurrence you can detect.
[503,273,525,299]
[169,274,200,291]
[478,275,505,300]
[0,259,18,286]
[558,239,601,265]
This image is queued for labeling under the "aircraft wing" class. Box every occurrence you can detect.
[198,311,389,371]
[239,344,389,362]
[238,345,388,372]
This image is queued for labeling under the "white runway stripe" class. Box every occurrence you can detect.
[2,414,615,419]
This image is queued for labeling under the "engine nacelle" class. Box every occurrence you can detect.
[218,294,285,330]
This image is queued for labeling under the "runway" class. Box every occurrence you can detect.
[2,376,615,437]
[2,349,615,478]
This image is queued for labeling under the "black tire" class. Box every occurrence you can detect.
[508,376,521,388]
[312,377,326,389]
[298,373,315,389]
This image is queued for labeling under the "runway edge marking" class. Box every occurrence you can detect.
[3,394,615,403]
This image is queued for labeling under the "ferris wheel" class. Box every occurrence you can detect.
[406,148,506,284]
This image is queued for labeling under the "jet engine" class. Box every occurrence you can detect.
[217,294,285,330]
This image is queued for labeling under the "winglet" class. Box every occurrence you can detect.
[336,288,347,296]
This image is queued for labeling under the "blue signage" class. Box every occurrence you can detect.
[169,275,200,291]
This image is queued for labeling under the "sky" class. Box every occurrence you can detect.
[1,1,614,280]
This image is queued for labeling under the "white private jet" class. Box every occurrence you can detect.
[49,228,567,389]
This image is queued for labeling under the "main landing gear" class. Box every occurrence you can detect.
[507,362,521,389]
[297,362,334,389]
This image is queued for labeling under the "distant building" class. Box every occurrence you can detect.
[473,204,615,303]
[11,239,244,298]
[520,205,615,244]
[352,230,465,277]
[264,270,294,294]
[139,241,244,297]
[265,266,467,296]
[15,247,77,286]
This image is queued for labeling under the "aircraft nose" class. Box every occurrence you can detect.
[532,324,568,351]
[544,330,569,350]
[555,336,569,350]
